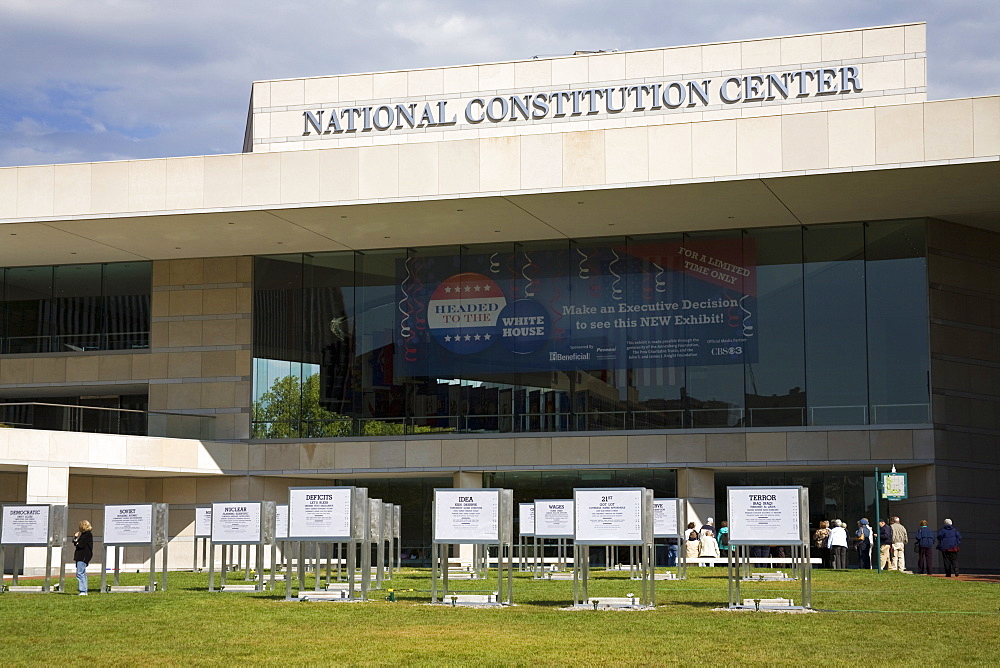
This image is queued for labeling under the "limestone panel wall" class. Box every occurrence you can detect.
[148,257,253,440]
[246,427,933,475]
[251,24,928,152]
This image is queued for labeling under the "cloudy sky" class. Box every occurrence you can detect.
[1,0,997,167]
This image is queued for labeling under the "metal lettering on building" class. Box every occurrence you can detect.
[300,66,862,137]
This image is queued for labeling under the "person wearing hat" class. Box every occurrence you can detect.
[699,517,715,535]
[913,520,936,575]
[854,518,873,569]
[936,519,962,577]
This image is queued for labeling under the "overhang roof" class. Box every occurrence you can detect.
[0,159,997,267]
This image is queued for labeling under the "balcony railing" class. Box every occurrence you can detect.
[0,402,214,440]
[251,403,929,439]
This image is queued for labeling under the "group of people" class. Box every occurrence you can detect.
[665,518,730,566]
[813,516,962,576]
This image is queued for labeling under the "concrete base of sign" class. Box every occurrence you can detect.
[744,571,796,581]
[721,598,814,613]
[299,591,364,602]
[653,572,682,580]
[4,585,48,593]
[219,584,260,592]
[325,582,361,591]
[107,585,155,593]
[433,594,505,606]
[445,571,482,580]
[568,598,653,611]
[542,572,574,580]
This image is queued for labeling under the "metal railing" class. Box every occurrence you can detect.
[0,402,214,440]
[251,402,930,439]
[2,331,149,354]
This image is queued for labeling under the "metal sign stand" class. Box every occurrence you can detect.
[286,486,370,602]
[208,501,275,593]
[0,504,67,593]
[101,503,169,593]
[193,507,211,571]
[726,486,812,610]
[431,488,514,606]
[653,498,686,581]
[572,488,655,608]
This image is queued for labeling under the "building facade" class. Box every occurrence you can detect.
[2,22,999,570]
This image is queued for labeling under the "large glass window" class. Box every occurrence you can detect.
[251,221,931,438]
[0,262,150,354]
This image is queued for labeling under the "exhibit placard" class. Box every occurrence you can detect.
[653,498,680,538]
[104,504,154,545]
[727,486,805,545]
[518,502,535,536]
[882,472,908,500]
[574,488,645,545]
[275,504,288,540]
[211,501,263,544]
[433,489,500,544]
[0,505,50,546]
[287,487,353,541]
[534,499,574,538]
[195,507,212,537]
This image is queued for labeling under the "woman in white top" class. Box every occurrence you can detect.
[698,529,720,567]
[827,519,849,569]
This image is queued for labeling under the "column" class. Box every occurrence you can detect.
[677,467,715,530]
[24,465,69,576]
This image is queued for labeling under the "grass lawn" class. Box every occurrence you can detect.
[1,567,998,665]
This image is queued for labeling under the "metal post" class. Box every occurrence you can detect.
[874,466,882,574]
[431,542,439,603]
[207,542,216,592]
[113,545,121,586]
[43,544,53,593]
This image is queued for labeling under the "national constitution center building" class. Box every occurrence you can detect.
[2,23,998,571]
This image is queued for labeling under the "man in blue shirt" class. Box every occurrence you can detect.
[913,520,936,575]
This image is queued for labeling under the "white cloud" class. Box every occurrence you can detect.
[0,0,997,166]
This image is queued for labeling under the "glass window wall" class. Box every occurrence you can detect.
[251,221,931,438]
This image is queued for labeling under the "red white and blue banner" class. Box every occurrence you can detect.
[396,239,756,376]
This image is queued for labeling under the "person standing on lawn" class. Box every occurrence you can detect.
[936,519,962,577]
[890,517,909,572]
[813,520,831,568]
[72,520,94,596]
[879,519,893,570]
[913,520,936,575]
[854,519,873,569]
[828,519,849,569]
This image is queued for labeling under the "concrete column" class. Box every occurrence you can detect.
[452,471,483,565]
[677,467,715,531]
[24,465,69,576]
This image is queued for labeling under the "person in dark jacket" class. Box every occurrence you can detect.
[878,519,893,570]
[913,520,936,575]
[936,519,962,577]
[72,520,94,595]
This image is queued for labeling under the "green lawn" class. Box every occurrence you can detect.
[1,567,998,665]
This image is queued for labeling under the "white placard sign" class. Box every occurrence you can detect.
[104,504,153,544]
[195,507,212,537]
[433,489,500,544]
[654,498,679,537]
[275,504,288,540]
[288,487,352,540]
[518,503,535,536]
[534,500,574,538]
[211,502,263,543]
[574,489,643,545]
[1,505,50,545]
[727,486,803,545]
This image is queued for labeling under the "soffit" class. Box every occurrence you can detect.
[0,161,997,267]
